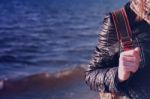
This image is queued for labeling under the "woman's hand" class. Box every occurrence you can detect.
[118,47,141,82]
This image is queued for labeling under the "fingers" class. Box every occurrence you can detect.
[119,60,139,74]
[134,47,141,62]
[119,57,140,73]
[121,61,139,73]
[119,47,141,74]
[120,47,141,62]
[134,47,141,55]
[121,56,141,64]
[121,56,136,62]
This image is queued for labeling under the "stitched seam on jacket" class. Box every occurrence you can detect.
[103,68,110,92]
[106,32,110,57]
[106,16,111,56]
[94,70,100,91]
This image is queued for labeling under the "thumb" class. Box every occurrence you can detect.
[134,47,140,53]
[134,47,141,61]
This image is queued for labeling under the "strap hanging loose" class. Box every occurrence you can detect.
[112,8,133,51]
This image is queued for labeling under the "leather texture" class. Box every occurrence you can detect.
[85,2,150,99]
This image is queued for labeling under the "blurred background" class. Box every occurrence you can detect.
[0,0,127,99]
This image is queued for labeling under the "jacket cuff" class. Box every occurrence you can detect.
[114,68,131,94]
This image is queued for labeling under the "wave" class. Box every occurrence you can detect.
[0,65,86,94]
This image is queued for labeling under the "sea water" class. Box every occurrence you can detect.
[0,0,127,99]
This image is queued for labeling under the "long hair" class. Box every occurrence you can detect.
[137,0,146,21]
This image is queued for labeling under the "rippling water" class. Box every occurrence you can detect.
[0,0,127,79]
[0,0,127,98]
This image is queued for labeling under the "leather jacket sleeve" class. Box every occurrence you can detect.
[85,13,127,93]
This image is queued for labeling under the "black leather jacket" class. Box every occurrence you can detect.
[85,2,150,99]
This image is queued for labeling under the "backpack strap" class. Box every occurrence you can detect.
[112,8,133,51]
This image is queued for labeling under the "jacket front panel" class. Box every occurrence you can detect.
[127,21,150,98]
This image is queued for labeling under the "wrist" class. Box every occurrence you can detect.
[118,71,130,82]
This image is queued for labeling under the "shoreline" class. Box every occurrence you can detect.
[0,65,100,99]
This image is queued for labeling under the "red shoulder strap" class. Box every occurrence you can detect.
[112,8,133,51]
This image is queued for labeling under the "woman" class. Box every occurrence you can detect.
[85,0,150,98]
